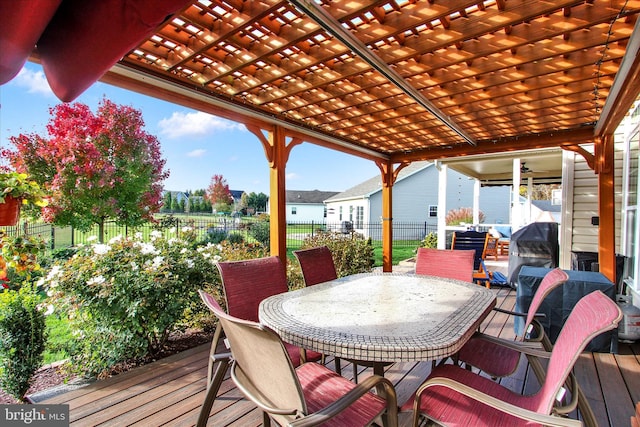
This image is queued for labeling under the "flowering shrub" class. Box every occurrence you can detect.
[43,229,266,376]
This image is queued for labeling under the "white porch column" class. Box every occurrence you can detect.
[437,162,447,249]
[512,158,522,230]
[526,176,533,223]
[473,178,480,225]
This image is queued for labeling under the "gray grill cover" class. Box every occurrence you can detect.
[507,222,559,288]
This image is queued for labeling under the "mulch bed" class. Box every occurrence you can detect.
[0,330,214,404]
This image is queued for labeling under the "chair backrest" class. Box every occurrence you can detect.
[216,256,288,322]
[451,231,489,271]
[523,268,569,337]
[533,291,621,414]
[415,247,475,282]
[198,290,306,423]
[293,246,338,286]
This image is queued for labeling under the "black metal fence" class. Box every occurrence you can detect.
[1,217,439,252]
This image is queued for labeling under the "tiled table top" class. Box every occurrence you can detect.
[259,272,496,362]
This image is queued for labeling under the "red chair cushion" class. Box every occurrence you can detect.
[298,362,386,425]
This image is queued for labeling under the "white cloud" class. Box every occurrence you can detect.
[286,172,299,180]
[187,149,207,158]
[12,68,54,96]
[158,111,243,138]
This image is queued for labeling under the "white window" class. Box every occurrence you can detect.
[291,207,297,215]
[622,120,639,291]
[339,206,343,221]
[429,205,438,217]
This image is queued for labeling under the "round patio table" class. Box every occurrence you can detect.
[259,272,496,364]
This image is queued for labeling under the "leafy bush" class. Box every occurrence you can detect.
[248,219,270,247]
[0,283,47,401]
[43,231,268,377]
[418,231,438,249]
[300,231,374,277]
[226,232,244,244]
[202,227,227,244]
[445,207,485,225]
[286,258,305,291]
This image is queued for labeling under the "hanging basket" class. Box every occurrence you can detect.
[0,196,21,226]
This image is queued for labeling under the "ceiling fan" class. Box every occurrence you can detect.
[520,162,532,174]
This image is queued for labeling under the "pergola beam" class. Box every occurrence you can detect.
[390,128,595,163]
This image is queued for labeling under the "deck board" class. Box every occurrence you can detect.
[37,287,640,426]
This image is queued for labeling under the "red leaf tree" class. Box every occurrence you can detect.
[206,174,233,213]
[2,99,169,241]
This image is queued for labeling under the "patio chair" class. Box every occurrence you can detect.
[293,246,338,286]
[456,267,599,427]
[197,290,398,427]
[451,230,491,288]
[484,235,499,261]
[294,245,379,383]
[204,257,322,397]
[456,267,569,378]
[415,247,475,282]
[402,290,622,427]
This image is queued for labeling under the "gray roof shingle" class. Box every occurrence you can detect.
[325,161,433,202]
[287,190,340,204]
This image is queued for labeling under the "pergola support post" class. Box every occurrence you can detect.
[596,135,616,283]
[247,124,301,263]
[376,161,410,272]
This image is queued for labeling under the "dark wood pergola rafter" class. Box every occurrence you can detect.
[3,0,640,276]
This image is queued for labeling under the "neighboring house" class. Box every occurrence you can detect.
[324,161,511,240]
[229,190,244,205]
[163,190,189,205]
[229,189,245,213]
[283,190,339,222]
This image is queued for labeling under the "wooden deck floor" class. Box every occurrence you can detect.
[38,286,640,427]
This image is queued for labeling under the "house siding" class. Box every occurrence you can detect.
[328,164,511,241]
[567,135,625,259]
[287,203,326,222]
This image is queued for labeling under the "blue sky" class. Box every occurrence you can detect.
[0,63,379,195]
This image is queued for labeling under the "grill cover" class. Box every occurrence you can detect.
[507,222,559,288]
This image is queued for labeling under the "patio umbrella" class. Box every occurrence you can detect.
[1,0,191,101]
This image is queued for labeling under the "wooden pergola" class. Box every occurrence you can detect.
[3,0,640,279]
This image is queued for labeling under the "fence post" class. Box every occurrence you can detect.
[50,224,55,250]
[311,221,314,238]
[71,226,74,247]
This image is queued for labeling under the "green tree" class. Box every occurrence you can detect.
[188,196,197,213]
[247,191,268,213]
[170,197,180,212]
[2,99,168,242]
[239,192,249,214]
[161,191,172,212]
